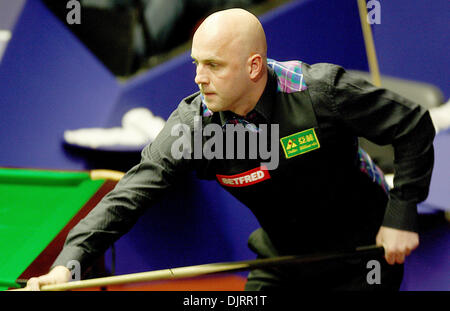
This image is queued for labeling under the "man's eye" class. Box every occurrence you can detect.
[208,63,218,68]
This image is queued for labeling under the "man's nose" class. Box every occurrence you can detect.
[194,65,209,85]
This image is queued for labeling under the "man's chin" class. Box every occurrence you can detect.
[204,101,221,113]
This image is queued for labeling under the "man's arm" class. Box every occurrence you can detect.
[25,97,200,289]
[316,64,435,264]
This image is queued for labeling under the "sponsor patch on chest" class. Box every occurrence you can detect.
[216,166,271,187]
[280,128,320,159]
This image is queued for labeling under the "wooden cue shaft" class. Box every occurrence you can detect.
[33,245,382,291]
[357,0,382,87]
[39,262,250,291]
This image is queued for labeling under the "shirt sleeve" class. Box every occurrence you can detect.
[320,64,435,232]
[51,101,197,271]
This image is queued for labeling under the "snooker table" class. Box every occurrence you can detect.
[0,167,122,290]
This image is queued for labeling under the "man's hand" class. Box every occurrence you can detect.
[376,226,419,265]
[25,266,71,291]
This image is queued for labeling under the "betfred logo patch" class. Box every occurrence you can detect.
[216,166,271,187]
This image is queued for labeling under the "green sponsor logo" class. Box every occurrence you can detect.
[280,128,320,159]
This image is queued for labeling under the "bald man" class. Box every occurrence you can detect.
[26,9,434,291]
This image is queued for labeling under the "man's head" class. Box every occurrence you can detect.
[191,8,267,116]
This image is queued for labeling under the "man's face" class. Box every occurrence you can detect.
[191,31,250,113]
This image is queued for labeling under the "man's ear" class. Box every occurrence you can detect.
[248,54,263,80]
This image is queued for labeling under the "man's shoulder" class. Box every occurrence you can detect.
[301,62,345,89]
[172,91,202,125]
[267,58,344,93]
[179,91,202,110]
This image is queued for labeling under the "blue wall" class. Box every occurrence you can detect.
[262,0,368,68]
[372,0,449,98]
[0,0,120,170]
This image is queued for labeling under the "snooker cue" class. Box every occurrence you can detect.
[357,0,382,87]
[12,245,383,291]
